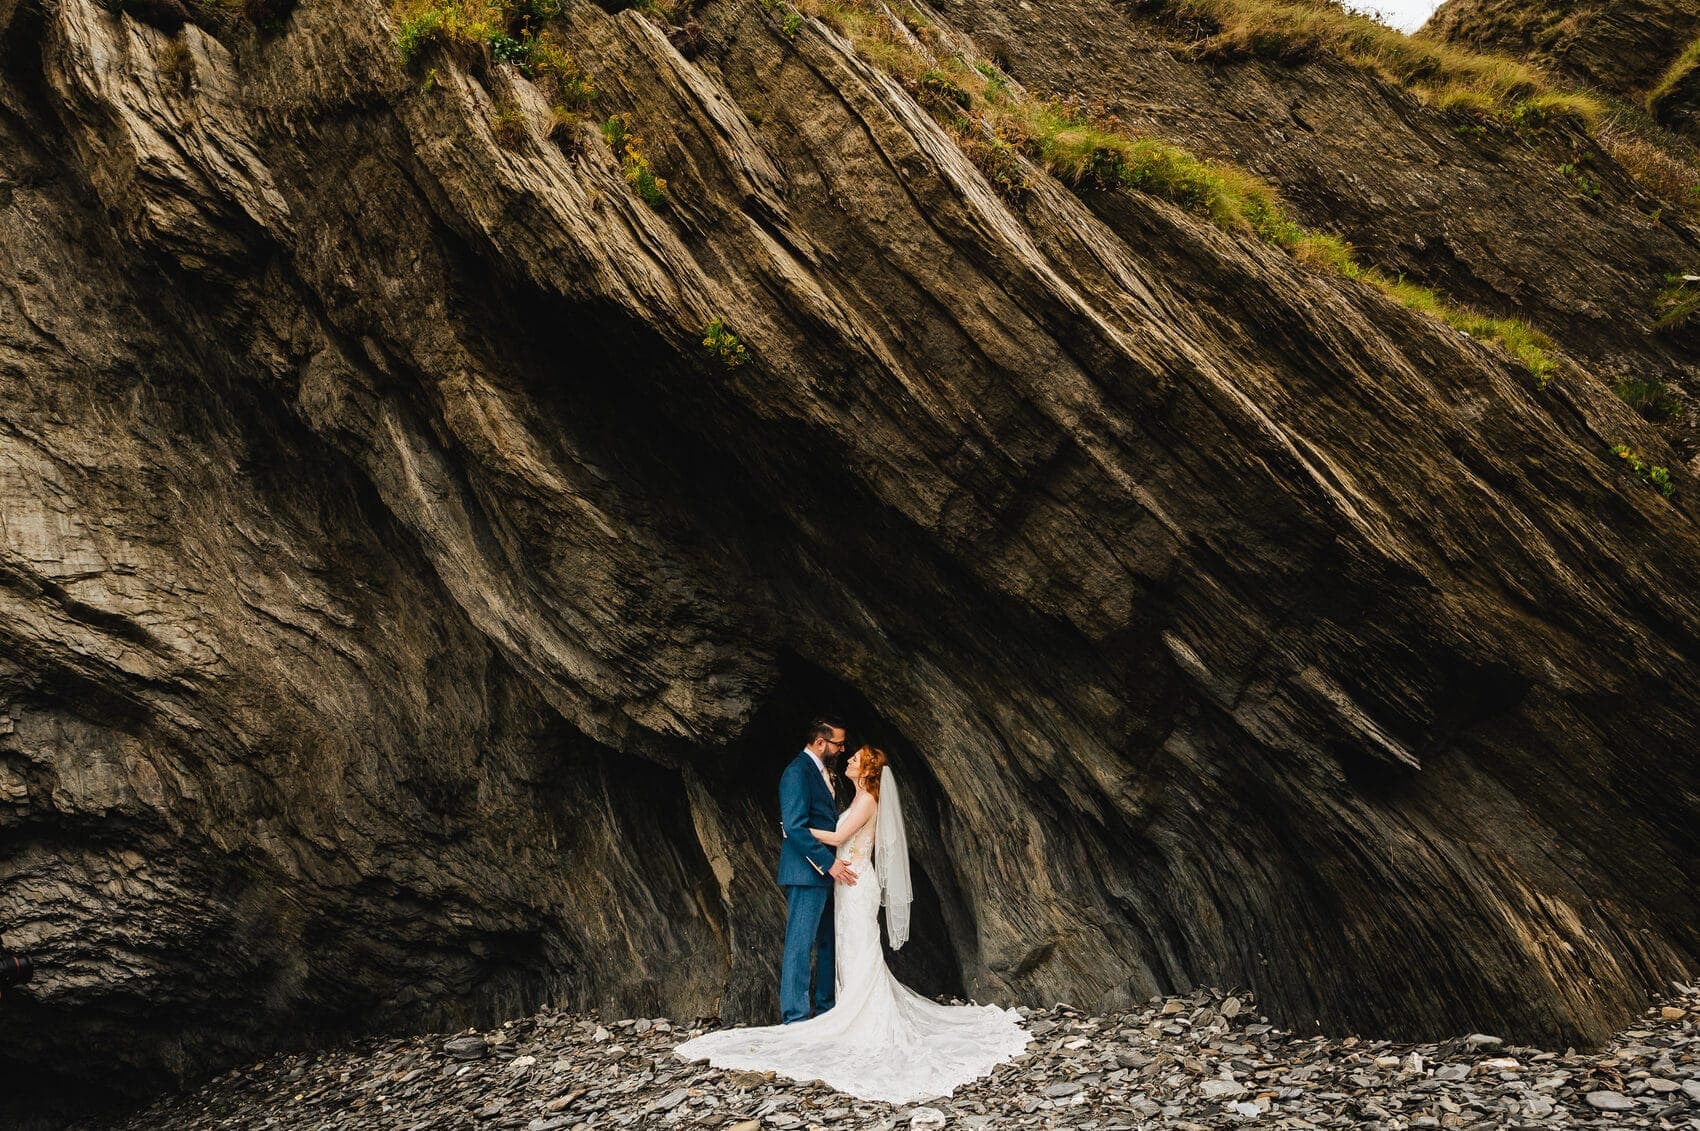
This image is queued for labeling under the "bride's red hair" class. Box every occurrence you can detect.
[857,745,888,800]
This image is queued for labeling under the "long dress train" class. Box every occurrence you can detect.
[674,804,1030,1104]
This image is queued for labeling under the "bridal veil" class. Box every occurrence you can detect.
[874,764,912,950]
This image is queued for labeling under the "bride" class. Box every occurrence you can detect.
[675,745,1030,1104]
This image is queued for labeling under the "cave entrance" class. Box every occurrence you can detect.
[707,651,969,1003]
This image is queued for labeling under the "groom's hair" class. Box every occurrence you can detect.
[805,714,846,744]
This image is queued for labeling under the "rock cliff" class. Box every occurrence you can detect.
[1427,0,1700,105]
[1429,0,1700,145]
[1,0,1698,1121]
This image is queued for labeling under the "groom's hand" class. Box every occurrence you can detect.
[829,860,857,885]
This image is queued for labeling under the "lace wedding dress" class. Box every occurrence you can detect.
[675,788,1030,1104]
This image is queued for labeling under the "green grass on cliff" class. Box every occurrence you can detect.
[394,0,591,104]
[394,0,601,163]
[1648,35,1700,119]
[1053,0,1697,223]
[1656,276,1700,331]
[774,5,1560,387]
[1368,276,1556,387]
[1129,0,1601,132]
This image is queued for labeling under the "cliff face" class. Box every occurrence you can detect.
[1427,0,1700,140]
[951,0,1700,447]
[1,0,1698,1120]
[1426,0,1700,100]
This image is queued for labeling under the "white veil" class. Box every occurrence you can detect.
[873,764,913,949]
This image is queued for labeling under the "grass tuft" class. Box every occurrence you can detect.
[1655,276,1700,332]
[1368,276,1557,387]
[1598,121,1700,222]
[1648,35,1700,121]
[158,37,196,95]
[491,102,529,149]
[1615,376,1685,422]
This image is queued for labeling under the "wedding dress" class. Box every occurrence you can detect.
[675,769,1030,1104]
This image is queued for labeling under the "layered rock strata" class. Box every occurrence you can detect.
[1,0,1697,1121]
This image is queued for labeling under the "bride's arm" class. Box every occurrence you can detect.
[809,793,874,845]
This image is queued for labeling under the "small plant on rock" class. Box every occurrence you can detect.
[702,319,749,368]
[491,102,529,149]
[555,68,597,110]
[1558,162,1602,198]
[158,37,195,95]
[959,129,1030,203]
[1611,443,1676,499]
[603,114,668,207]
[1615,376,1685,422]
[920,70,973,114]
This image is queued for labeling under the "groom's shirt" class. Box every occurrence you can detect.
[804,749,832,795]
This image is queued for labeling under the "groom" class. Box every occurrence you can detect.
[777,715,857,1023]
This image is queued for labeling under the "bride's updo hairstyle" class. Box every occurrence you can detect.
[857,745,888,799]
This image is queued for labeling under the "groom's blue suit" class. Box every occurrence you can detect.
[777,750,840,1023]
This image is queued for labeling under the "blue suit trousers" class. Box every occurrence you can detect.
[779,883,835,1023]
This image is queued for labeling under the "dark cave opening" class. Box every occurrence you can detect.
[704,650,969,1005]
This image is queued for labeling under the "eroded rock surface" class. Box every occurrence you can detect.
[1428,0,1700,146]
[1427,0,1700,104]
[2,0,1698,1123]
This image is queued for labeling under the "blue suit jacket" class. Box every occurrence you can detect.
[777,751,839,886]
